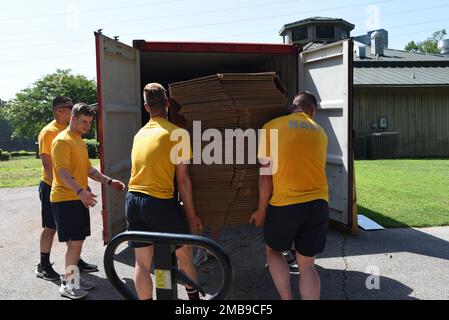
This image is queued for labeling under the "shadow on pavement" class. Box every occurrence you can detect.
[321,207,449,261]
[80,259,416,300]
[98,224,418,300]
[318,266,416,300]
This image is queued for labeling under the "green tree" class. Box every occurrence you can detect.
[0,99,12,149]
[405,29,447,54]
[3,69,97,140]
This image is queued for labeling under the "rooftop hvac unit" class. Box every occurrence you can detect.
[367,132,399,160]
[439,39,449,55]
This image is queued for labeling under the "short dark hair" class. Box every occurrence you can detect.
[52,96,73,111]
[291,91,318,113]
[71,103,96,118]
[143,83,167,109]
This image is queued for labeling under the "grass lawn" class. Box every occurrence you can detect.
[2,157,447,228]
[0,157,100,188]
[356,160,449,228]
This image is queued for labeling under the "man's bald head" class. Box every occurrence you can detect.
[291,91,318,118]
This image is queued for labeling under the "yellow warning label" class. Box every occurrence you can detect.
[155,269,172,290]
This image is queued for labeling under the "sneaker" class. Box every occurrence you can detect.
[283,251,300,274]
[59,283,88,300]
[264,251,300,275]
[78,258,99,273]
[264,262,300,274]
[80,277,96,291]
[283,250,296,266]
[193,248,208,267]
[35,263,60,282]
[288,264,300,275]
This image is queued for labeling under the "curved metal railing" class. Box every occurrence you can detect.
[104,231,233,300]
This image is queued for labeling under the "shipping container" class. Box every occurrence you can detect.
[95,33,356,243]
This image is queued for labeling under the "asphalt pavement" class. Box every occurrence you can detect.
[1,183,448,300]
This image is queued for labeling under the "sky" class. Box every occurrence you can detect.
[0,0,448,101]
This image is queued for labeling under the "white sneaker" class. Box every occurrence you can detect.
[193,248,208,267]
[80,277,95,291]
[59,283,88,300]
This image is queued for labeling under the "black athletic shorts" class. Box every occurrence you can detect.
[38,181,56,230]
[263,199,329,257]
[125,192,190,248]
[51,200,91,242]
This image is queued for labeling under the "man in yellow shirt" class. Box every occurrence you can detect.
[51,103,125,299]
[36,96,97,281]
[251,91,329,300]
[127,83,203,300]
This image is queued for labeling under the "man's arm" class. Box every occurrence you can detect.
[88,167,110,184]
[250,161,273,227]
[88,167,125,191]
[41,154,53,183]
[59,168,97,208]
[176,163,203,233]
[257,171,273,212]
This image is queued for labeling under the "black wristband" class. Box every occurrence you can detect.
[77,188,84,195]
[107,179,113,186]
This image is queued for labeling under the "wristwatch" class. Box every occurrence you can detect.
[108,179,113,186]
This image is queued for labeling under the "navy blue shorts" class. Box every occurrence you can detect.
[51,200,91,243]
[263,199,329,257]
[38,181,56,230]
[125,192,190,248]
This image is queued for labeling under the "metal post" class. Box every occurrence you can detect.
[153,243,178,300]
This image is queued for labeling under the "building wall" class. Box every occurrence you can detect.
[354,86,449,158]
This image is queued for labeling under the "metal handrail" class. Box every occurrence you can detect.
[104,231,233,300]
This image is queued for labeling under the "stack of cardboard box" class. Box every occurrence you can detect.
[170,72,288,226]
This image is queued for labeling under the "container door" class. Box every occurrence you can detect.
[298,39,357,233]
[95,33,141,242]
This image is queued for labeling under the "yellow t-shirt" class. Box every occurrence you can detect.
[258,112,329,207]
[128,117,192,199]
[50,129,92,203]
[38,120,68,185]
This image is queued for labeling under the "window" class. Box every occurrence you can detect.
[292,27,308,42]
[316,25,335,39]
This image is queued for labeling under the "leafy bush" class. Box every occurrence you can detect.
[0,152,11,161]
[10,150,36,158]
[84,139,99,159]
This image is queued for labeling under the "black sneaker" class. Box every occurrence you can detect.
[264,262,300,274]
[284,251,300,275]
[77,258,99,273]
[288,264,300,275]
[284,250,296,266]
[264,251,300,275]
[35,263,60,281]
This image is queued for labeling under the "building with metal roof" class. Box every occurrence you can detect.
[352,32,449,158]
[354,66,449,87]
[354,43,449,87]
[280,17,449,158]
